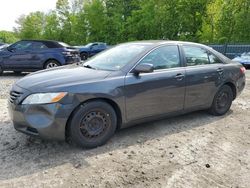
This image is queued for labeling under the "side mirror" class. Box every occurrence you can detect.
[7,46,14,52]
[133,63,154,74]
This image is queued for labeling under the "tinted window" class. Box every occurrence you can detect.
[139,45,180,70]
[91,44,99,50]
[208,53,223,64]
[183,46,209,66]
[11,41,33,51]
[32,42,48,50]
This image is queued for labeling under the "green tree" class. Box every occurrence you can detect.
[12,0,250,45]
[15,11,45,39]
[0,31,19,43]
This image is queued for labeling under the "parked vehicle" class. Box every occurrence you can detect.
[232,52,250,68]
[76,42,109,60]
[0,40,80,75]
[9,41,246,148]
[0,43,9,50]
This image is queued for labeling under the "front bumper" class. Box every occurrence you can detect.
[8,101,74,141]
[8,84,76,141]
[9,102,72,140]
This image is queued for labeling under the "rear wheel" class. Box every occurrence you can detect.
[68,101,117,148]
[209,85,233,116]
[44,60,60,69]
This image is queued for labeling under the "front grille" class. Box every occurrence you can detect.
[9,91,23,104]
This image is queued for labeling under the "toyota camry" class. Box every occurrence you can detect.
[8,41,246,148]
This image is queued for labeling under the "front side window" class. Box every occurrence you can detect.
[183,46,209,66]
[91,44,99,50]
[11,41,33,51]
[139,45,180,70]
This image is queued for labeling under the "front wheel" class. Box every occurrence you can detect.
[68,101,117,149]
[80,53,88,61]
[0,66,3,75]
[209,85,233,116]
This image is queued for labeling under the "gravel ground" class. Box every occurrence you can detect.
[0,71,249,188]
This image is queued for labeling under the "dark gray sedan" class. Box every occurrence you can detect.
[8,41,246,148]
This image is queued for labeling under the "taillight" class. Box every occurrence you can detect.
[240,66,246,74]
[62,51,72,56]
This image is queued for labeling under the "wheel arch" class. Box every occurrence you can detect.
[224,82,237,100]
[65,98,123,140]
[43,58,61,69]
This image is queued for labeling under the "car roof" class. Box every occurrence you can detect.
[19,39,67,48]
[20,39,60,43]
[122,40,209,48]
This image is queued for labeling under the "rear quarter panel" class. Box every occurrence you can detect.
[222,61,245,97]
[40,49,66,67]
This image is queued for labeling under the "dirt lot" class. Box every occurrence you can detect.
[0,71,249,188]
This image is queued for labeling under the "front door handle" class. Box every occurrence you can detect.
[175,73,184,81]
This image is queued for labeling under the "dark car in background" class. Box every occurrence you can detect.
[9,41,245,149]
[0,40,80,75]
[76,42,109,60]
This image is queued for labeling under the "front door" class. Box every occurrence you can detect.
[125,45,186,122]
[4,41,33,69]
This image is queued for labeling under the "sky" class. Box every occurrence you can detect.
[0,0,58,31]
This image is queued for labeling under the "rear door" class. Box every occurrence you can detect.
[181,45,224,109]
[125,45,186,121]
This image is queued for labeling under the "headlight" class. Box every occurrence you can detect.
[22,92,67,105]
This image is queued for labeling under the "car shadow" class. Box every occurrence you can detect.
[1,72,29,77]
[0,110,232,181]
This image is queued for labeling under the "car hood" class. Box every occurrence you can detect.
[15,65,112,92]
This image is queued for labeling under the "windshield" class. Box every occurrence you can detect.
[85,43,94,47]
[83,44,148,71]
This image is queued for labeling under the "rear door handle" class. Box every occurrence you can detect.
[217,68,224,74]
[175,73,184,81]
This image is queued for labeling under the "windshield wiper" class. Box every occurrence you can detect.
[83,64,96,70]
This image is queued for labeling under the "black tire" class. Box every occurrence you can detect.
[80,53,88,61]
[0,66,3,75]
[68,101,117,149]
[209,85,233,116]
[14,71,22,74]
[44,60,60,69]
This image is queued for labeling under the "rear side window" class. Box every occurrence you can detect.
[139,45,180,70]
[183,46,210,66]
[208,53,223,64]
[32,42,48,50]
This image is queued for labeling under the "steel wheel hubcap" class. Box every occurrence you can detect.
[80,111,109,138]
[217,91,229,109]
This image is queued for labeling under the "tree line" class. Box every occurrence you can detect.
[0,0,249,45]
